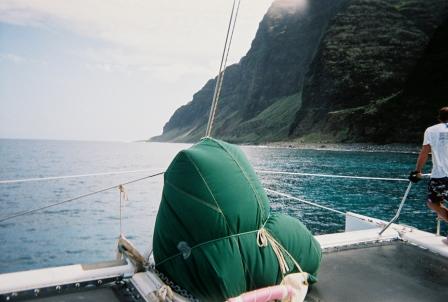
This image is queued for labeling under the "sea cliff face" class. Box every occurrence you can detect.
[151,0,448,144]
[290,0,448,143]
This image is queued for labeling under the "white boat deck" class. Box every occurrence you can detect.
[0,212,446,301]
[307,240,448,302]
[331,212,448,257]
[0,259,134,296]
[308,213,448,302]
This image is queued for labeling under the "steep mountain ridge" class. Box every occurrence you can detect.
[152,0,448,144]
[152,0,346,143]
[316,17,448,143]
[290,0,448,142]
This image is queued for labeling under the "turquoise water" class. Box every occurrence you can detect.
[0,139,445,274]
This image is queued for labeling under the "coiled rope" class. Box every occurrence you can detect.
[0,172,164,223]
[205,0,241,137]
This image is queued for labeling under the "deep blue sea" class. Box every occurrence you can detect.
[0,139,445,274]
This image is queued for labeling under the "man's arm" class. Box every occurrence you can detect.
[415,144,431,174]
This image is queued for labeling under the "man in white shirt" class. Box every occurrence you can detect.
[409,107,448,243]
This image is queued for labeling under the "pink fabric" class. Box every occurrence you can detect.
[228,285,293,302]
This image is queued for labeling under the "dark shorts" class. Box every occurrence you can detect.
[427,177,448,203]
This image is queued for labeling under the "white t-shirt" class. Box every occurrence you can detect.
[423,123,448,178]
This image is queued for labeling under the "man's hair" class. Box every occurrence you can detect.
[439,107,448,122]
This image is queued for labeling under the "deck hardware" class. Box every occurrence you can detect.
[177,241,191,259]
[379,182,413,235]
[115,279,124,285]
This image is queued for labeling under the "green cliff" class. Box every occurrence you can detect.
[151,0,345,143]
[152,0,448,144]
[290,0,448,143]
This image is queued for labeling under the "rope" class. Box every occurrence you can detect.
[210,0,241,134]
[257,228,290,275]
[265,188,345,215]
[156,229,260,267]
[0,168,163,185]
[118,184,128,235]
[157,218,304,279]
[257,227,306,278]
[155,285,174,301]
[0,172,164,223]
[205,0,241,137]
[117,234,147,272]
[257,170,409,182]
[214,139,269,221]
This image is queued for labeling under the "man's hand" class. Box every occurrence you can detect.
[409,170,422,183]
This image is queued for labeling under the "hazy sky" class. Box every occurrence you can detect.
[0,0,274,141]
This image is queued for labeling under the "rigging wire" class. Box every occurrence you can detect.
[265,188,345,215]
[0,169,412,185]
[205,0,241,137]
[0,168,163,185]
[0,172,164,224]
[256,170,409,182]
[0,167,423,223]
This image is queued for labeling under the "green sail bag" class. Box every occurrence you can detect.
[153,138,321,301]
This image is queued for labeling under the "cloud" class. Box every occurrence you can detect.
[0,0,274,81]
[268,0,308,18]
[0,1,275,141]
[0,53,26,63]
[0,52,47,65]
[271,0,308,10]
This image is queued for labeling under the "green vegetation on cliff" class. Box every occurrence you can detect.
[290,0,448,143]
[152,0,448,144]
[151,0,345,143]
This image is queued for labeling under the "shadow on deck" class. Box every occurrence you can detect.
[307,241,448,302]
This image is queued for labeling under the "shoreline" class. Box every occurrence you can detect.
[146,139,421,154]
[263,141,421,154]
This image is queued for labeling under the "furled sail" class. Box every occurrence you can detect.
[153,138,321,301]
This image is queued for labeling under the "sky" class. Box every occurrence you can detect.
[0,0,274,142]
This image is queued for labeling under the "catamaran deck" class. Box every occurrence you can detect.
[20,286,141,302]
[2,213,447,302]
[307,241,448,302]
[9,241,447,302]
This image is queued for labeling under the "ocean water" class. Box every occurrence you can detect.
[0,139,445,274]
